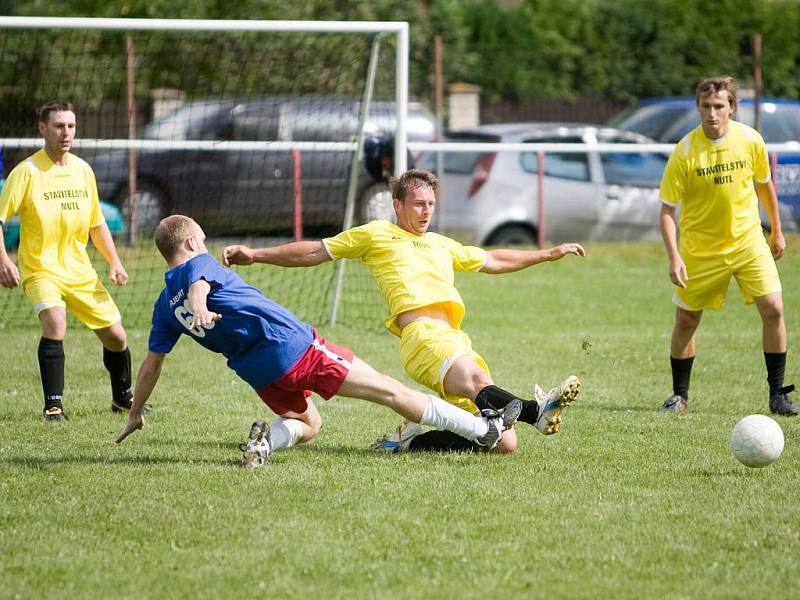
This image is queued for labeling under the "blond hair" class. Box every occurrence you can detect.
[154,215,196,261]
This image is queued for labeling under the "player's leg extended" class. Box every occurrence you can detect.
[339,355,510,447]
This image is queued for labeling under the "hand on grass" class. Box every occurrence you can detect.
[116,414,144,443]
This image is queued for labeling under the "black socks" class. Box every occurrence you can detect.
[764,352,786,396]
[103,347,133,405]
[670,356,694,400]
[475,384,538,425]
[38,337,65,410]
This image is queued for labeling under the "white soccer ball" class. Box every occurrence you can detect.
[730,414,784,468]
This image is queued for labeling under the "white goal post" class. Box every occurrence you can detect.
[0,16,411,330]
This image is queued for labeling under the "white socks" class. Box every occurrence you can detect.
[419,395,489,441]
[269,417,305,452]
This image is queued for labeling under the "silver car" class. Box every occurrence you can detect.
[418,123,668,245]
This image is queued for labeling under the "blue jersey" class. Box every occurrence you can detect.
[148,253,314,390]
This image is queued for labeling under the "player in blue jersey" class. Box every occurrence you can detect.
[115,215,520,466]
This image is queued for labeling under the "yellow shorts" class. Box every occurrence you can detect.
[399,318,489,415]
[23,273,122,329]
[674,242,782,311]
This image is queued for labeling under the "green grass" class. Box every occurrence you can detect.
[2,238,799,599]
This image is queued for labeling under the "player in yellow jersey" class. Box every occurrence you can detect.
[222,169,585,453]
[0,101,136,421]
[659,76,797,416]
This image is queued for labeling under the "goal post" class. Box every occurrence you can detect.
[0,16,409,330]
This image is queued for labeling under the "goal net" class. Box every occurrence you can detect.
[0,17,412,330]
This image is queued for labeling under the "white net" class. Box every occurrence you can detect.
[0,19,413,329]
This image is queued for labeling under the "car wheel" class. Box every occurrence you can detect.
[358,182,394,224]
[119,182,166,235]
[487,225,537,247]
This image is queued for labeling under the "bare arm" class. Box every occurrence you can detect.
[116,351,165,443]
[187,279,222,330]
[755,180,785,260]
[0,226,20,288]
[481,242,586,274]
[660,203,687,288]
[222,240,331,268]
[89,222,128,285]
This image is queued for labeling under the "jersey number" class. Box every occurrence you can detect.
[174,299,215,338]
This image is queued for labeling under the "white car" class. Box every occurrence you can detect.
[418,123,668,245]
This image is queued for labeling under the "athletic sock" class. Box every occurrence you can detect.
[670,356,694,400]
[409,430,482,452]
[38,337,65,410]
[764,352,787,396]
[419,395,489,440]
[475,384,538,425]
[103,347,133,406]
[269,417,304,452]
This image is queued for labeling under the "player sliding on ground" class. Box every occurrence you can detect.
[115,215,521,466]
[223,169,585,453]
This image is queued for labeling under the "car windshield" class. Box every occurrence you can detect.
[614,100,800,143]
[611,104,690,141]
[143,102,232,140]
[417,134,499,174]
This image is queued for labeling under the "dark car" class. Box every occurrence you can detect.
[88,96,435,236]
[609,97,800,224]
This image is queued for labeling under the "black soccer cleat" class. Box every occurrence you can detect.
[42,406,67,422]
[770,384,799,416]
[475,398,523,449]
[662,394,687,414]
[111,397,153,415]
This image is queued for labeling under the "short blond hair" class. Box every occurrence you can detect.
[695,75,738,111]
[154,215,196,261]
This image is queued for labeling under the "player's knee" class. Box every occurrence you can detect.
[675,309,701,331]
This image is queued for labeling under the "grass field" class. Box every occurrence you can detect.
[1,239,798,599]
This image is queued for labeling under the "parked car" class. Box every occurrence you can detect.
[88,96,435,236]
[417,123,668,245]
[609,97,800,224]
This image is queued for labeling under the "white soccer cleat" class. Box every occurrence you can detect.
[370,420,426,453]
[534,375,580,435]
[240,419,271,468]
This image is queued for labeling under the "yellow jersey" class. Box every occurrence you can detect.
[659,120,770,258]
[0,149,104,283]
[323,221,487,336]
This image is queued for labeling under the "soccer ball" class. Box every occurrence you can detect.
[730,414,784,468]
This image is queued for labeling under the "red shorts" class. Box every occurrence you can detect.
[256,334,353,415]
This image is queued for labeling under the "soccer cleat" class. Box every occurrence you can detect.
[662,393,687,414]
[534,375,581,435]
[42,406,67,422]
[239,419,271,468]
[770,384,799,417]
[370,420,426,453]
[111,397,153,415]
[474,398,522,449]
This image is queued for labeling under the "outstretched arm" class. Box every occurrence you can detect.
[116,351,165,443]
[481,243,586,274]
[222,240,331,268]
[89,222,128,285]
